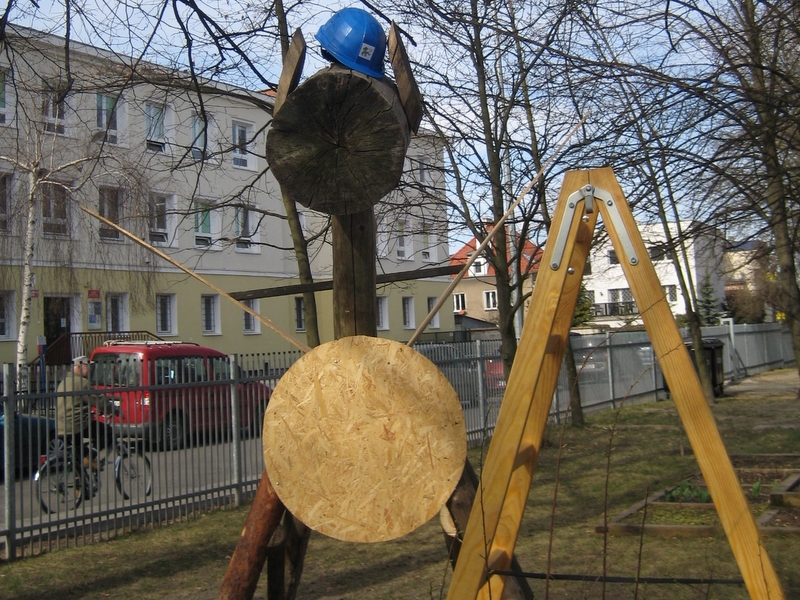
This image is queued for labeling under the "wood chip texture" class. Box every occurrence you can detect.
[263,336,466,543]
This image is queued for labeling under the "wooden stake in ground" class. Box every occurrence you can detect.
[447,168,785,600]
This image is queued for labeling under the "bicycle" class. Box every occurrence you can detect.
[34,432,153,513]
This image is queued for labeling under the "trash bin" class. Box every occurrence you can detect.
[685,338,725,397]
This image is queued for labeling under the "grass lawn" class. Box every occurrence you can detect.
[1,369,798,599]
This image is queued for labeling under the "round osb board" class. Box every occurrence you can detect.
[263,336,466,543]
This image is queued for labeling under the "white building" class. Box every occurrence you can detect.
[582,222,726,328]
[0,25,453,367]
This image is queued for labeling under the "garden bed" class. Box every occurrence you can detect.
[598,454,800,537]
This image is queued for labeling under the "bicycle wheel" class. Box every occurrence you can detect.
[115,449,152,500]
[35,458,83,513]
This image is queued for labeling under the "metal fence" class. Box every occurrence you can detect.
[1,323,794,559]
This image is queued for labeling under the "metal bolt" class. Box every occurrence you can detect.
[567,266,575,274]
[551,262,559,270]
[630,258,638,265]
[607,200,613,206]
[568,202,575,208]
[582,215,590,223]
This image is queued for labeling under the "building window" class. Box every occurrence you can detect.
[294,297,305,332]
[191,114,214,159]
[453,293,466,312]
[0,71,7,124]
[376,296,389,330]
[402,297,415,329]
[194,200,218,248]
[608,249,619,265]
[232,122,250,167]
[584,258,592,275]
[421,222,437,262]
[609,288,633,302]
[0,291,13,339]
[484,290,498,310]
[396,218,413,260]
[98,187,122,240]
[106,293,128,332]
[42,86,66,134]
[41,183,68,235]
[96,94,118,143]
[415,156,431,184]
[243,298,260,334]
[201,294,220,334]
[0,174,9,233]
[235,204,256,250]
[469,253,486,276]
[156,293,176,335]
[662,285,677,302]
[649,245,672,263]
[427,297,440,328]
[148,193,172,244]
[145,103,166,152]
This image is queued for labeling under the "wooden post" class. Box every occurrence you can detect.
[332,209,377,338]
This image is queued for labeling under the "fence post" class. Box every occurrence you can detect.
[229,355,243,507]
[3,363,17,561]
[476,340,486,436]
[606,333,616,409]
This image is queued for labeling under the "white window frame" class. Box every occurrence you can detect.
[41,182,69,236]
[194,199,220,249]
[0,291,14,340]
[98,187,123,241]
[148,192,176,245]
[420,222,437,262]
[396,217,413,261]
[402,296,415,329]
[427,297,440,328]
[453,293,466,312]
[294,297,305,332]
[0,70,11,126]
[0,173,10,233]
[42,85,67,135]
[376,296,389,330]
[234,204,260,252]
[231,120,254,169]
[243,298,260,334]
[145,102,167,152]
[105,293,129,332]
[483,290,498,311]
[662,285,678,302]
[201,294,221,335]
[155,293,177,336]
[191,113,216,160]
[470,254,485,276]
[95,93,119,144]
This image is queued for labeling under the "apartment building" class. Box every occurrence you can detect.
[0,25,453,366]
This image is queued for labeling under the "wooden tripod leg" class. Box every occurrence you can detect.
[593,167,784,599]
[219,470,286,600]
[479,202,598,600]
[446,170,591,599]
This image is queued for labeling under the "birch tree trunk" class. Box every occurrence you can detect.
[16,172,37,371]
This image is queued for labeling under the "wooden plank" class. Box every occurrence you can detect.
[594,167,784,600]
[388,23,423,134]
[273,28,306,115]
[479,181,598,600]
[229,265,461,302]
[446,170,590,599]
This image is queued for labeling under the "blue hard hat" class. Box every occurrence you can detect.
[315,7,386,79]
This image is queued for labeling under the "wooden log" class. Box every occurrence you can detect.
[388,23,423,134]
[266,65,410,215]
[218,469,285,600]
[332,209,377,338]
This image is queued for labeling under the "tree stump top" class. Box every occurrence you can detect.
[266,65,410,215]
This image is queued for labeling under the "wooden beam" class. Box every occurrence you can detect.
[229,265,461,301]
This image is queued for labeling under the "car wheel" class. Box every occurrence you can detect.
[163,411,186,450]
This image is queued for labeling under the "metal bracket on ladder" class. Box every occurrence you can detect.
[550,184,639,271]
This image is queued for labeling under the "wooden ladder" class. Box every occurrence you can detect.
[447,168,784,600]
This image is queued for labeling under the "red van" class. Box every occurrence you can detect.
[89,341,270,449]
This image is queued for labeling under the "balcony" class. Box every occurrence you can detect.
[591,301,639,317]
